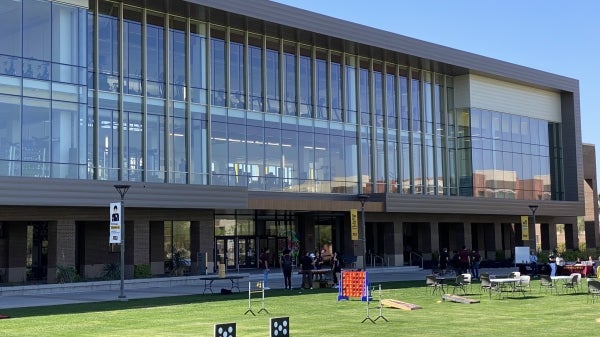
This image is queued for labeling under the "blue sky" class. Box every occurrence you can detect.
[272,0,600,179]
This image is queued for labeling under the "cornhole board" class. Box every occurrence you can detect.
[381,299,422,310]
[441,294,480,304]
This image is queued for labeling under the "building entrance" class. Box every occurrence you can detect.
[27,222,48,282]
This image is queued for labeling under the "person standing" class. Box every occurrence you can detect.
[439,248,449,275]
[548,250,557,277]
[470,249,481,279]
[556,252,565,276]
[300,251,314,289]
[260,248,270,289]
[529,251,538,278]
[313,250,324,281]
[331,252,342,288]
[281,248,293,290]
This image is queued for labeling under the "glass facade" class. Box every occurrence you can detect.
[0,0,564,200]
[457,108,561,200]
[0,1,87,179]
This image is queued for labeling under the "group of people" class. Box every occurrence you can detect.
[438,246,482,279]
[260,247,343,291]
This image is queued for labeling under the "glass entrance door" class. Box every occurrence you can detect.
[238,237,256,268]
[215,237,236,268]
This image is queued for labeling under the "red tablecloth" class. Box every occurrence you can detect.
[562,264,591,276]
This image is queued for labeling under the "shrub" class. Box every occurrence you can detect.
[56,265,79,283]
[102,262,120,280]
[495,250,505,261]
[134,264,152,279]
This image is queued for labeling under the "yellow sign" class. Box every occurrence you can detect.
[521,215,529,241]
[350,209,358,241]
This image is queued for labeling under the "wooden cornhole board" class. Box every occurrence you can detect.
[381,299,422,310]
[442,293,480,304]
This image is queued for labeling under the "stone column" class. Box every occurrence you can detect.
[197,211,215,274]
[423,220,441,266]
[463,222,472,250]
[493,222,502,260]
[391,219,404,267]
[47,219,76,283]
[133,219,150,277]
[547,222,558,252]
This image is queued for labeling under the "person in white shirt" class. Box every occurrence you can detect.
[555,252,565,275]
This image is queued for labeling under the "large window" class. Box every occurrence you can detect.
[123,8,142,95]
[210,28,226,106]
[0,1,86,179]
[468,108,553,200]
[266,39,280,114]
[190,21,207,104]
[164,221,191,274]
[283,47,297,116]
[249,35,263,112]
[146,13,165,98]
[299,46,312,117]
[229,31,245,109]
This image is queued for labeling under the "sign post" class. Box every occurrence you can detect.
[113,184,131,301]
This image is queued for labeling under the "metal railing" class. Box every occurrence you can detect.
[409,251,424,269]
[370,254,389,268]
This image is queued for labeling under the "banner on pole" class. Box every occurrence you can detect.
[350,209,358,241]
[521,215,529,241]
[110,202,122,244]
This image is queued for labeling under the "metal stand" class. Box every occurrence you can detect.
[361,285,375,324]
[244,281,269,316]
[374,284,388,322]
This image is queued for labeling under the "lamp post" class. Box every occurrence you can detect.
[114,184,131,300]
[358,194,369,269]
[528,205,539,251]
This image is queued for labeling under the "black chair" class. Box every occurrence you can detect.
[588,280,600,303]
[425,275,442,295]
[539,275,556,294]
[452,274,467,295]
[480,275,496,299]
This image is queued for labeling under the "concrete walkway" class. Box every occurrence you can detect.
[0,266,516,310]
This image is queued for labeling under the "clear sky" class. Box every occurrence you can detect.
[272,0,600,179]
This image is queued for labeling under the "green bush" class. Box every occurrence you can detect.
[56,265,79,283]
[495,250,505,260]
[134,264,152,279]
[102,262,120,280]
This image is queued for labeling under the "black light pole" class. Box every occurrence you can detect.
[114,184,131,300]
[528,205,539,251]
[358,194,369,269]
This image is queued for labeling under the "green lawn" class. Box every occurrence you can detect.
[1,280,598,337]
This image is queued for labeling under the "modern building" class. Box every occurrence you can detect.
[0,0,594,284]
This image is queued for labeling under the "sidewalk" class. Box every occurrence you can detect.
[0,266,515,310]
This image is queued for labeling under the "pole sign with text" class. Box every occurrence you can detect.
[109,202,122,244]
[521,215,529,241]
[350,209,358,241]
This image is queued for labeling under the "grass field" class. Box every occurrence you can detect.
[1,279,599,336]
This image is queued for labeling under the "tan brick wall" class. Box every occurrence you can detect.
[133,219,150,265]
